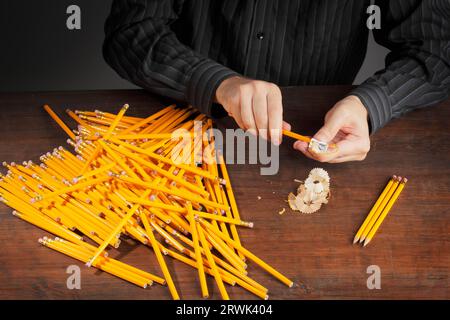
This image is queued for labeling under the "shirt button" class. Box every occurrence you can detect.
[256,32,264,40]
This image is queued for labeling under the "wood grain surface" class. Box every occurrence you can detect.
[0,87,448,300]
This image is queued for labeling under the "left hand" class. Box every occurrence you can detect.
[294,95,371,163]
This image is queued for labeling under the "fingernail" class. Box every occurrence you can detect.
[273,136,280,146]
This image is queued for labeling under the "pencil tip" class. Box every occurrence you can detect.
[363,239,370,247]
[353,236,359,244]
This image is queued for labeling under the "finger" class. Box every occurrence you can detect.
[294,140,337,160]
[309,137,367,162]
[294,138,341,163]
[308,149,340,163]
[328,153,367,163]
[252,92,269,140]
[234,117,246,131]
[293,140,308,153]
[267,90,283,145]
[240,91,257,134]
[295,140,355,163]
[313,112,347,143]
[327,137,370,163]
[293,141,317,160]
[230,104,246,130]
[282,121,291,131]
[324,139,358,157]
[294,143,318,162]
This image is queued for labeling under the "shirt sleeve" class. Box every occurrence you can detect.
[103,0,239,116]
[350,0,450,133]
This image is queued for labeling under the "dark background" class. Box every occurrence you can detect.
[0,0,389,93]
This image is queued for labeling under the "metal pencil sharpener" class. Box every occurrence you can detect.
[309,138,329,153]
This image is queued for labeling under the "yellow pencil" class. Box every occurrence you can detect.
[43,105,76,140]
[1,106,296,299]
[200,219,294,287]
[120,105,175,135]
[218,153,246,260]
[364,178,407,246]
[33,176,112,202]
[87,190,151,266]
[41,237,151,288]
[193,210,253,227]
[198,224,229,300]
[140,211,180,300]
[282,129,311,143]
[72,162,115,183]
[187,202,209,298]
[103,104,129,139]
[162,246,236,286]
[353,176,396,243]
[66,109,89,127]
[359,176,401,243]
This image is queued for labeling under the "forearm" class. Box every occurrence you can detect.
[351,0,450,133]
[352,54,450,133]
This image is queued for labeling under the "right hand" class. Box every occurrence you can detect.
[215,76,290,145]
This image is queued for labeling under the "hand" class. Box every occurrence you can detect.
[294,95,371,163]
[215,76,290,145]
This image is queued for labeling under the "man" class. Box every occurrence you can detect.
[103,0,450,163]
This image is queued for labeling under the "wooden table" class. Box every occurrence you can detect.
[0,87,448,300]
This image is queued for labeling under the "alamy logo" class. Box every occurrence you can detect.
[367,5,381,30]
[66,265,81,289]
[170,121,280,175]
[366,265,381,289]
[66,5,81,30]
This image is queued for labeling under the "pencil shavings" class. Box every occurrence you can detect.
[288,168,331,214]
[288,193,298,210]
[305,168,330,194]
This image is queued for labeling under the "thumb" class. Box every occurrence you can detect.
[313,113,345,143]
[282,121,291,131]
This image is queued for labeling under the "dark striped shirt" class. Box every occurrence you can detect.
[103,0,450,133]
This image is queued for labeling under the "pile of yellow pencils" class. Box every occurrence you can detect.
[0,103,294,300]
[354,175,408,246]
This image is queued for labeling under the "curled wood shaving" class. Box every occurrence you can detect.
[288,193,298,210]
[288,168,331,214]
